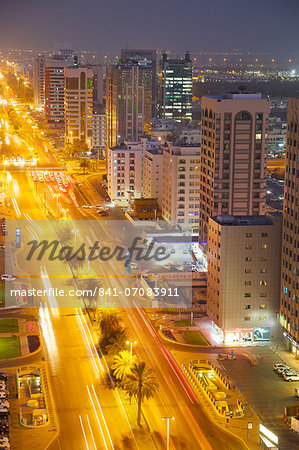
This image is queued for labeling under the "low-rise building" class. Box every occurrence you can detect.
[143,147,163,208]
[207,213,282,343]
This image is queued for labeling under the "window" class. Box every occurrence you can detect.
[244,305,251,310]
[244,293,251,298]
[244,317,251,321]
[260,292,267,297]
[245,257,251,262]
[260,304,266,309]
[261,233,268,237]
[246,233,252,238]
[259,316,266,321]
[260,268,267,273]
[244,281,251,286]
[259,281,267,286]
[245,244,252,249]
[261,244,268,249]
[236,111,251,121]
[260,256,267,262]
[245,269,251,273]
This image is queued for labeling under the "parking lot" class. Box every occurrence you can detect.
[220,346,299,450]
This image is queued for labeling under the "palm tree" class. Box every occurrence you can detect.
[122,361,159,426]
[111,350,137,381]
[99,311,122,340]
[106,329,127,356]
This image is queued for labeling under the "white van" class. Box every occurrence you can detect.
[1,275,15,281]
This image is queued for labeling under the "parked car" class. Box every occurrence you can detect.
[283,373,299,381]
[0,402,9,410]
[0,275,15,282]
[0,393,7,400]
[276,366,291,374]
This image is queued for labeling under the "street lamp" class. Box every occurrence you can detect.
[72,229,78,247]
[126,340,136,362]
[54,193,60,207]
[161,416,175,450]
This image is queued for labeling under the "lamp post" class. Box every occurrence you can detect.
[72,229,78,247]
[126,340,136,363]
[161,416,174,450]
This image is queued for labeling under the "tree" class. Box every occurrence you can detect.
[57,223,73,246]
[111,350,137,381]
[122,361,159,426]
[106,329,127,356]
[80,158,90,174]
[98,311,122,340]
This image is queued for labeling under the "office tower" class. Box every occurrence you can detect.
[107,141,144,202]
[207,213,282,343]
[93,104,106,158]
[33,55,45,110]
[143,147,163,208]
[160,52,193,122]
[199,91,270,242]
[106,62,152,147]
[90,65,103,105]
[64,67,93,148]
[162,143,201,228]
[280,98,299,355]
[44,55,74,128]
[121,49,157,117]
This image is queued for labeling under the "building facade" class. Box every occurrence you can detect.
[106,63,152,147]
[64,67,93,148]
[107,141,144,202]
[160,52,193,122]
[207,213,282,343]
[44,56,74,128]
[120,49,157,117]
[162,143,201,228]
[280,98,299,356]
[199,92,270,242]
[143,148,163,208]
[33,55,45,110]
[92,104,106,158]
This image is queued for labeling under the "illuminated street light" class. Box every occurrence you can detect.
[161,416,175,450]
[126,340,136,362]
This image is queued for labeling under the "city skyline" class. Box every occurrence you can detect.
[1,0,299,56]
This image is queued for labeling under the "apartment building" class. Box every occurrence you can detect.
[143,147,163,208]
[64,67,93,148]
[92,104,106,158]
[199,92,270,242]
[162,143,201,228]
[33,55,45,110]
[207,213,282,343]
[280,98,299,356]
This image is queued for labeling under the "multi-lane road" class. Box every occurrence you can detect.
[0,86,248,449]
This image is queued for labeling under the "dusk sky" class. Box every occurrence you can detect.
[1,0,299,55]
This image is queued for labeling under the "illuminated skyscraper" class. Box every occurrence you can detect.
[106,62,152,146]
[64,67,93,148]
[160,52,193,122]
[280,98,299,356]
[199,91,270,242]
[33,55,45,110]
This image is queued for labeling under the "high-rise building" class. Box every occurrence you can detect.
[162,143,201,228]
[207,213,282,344]
[106,62,152,147]
[280,98,299,356]
[33,55,45,110]
[160,52,193,122]
[44,55,74,128]
[199,92,270,242]
[93,104,106,158]
[64,67,93,148]
[121,49,157,117]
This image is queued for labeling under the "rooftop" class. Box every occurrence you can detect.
[211,213,282,227]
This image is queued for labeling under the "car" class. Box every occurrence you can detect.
[276,365,291,374]
[283,372,299,381]
[278,368,295,376]
[273,363,288,371]
[82,205,93,209]
[170,249,175,254]
[0,402,9,410]
[130,263,139,270]
[1,275,15,282]
[183,249,188,254]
